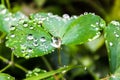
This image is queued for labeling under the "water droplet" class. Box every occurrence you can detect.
[40,37,46,42]
[33,42,39,47]
[21,49,26,53]
[63,14,70,19]
[1,9,7,14]
[72,15,78,19]
[51,37,61,48]
[111,75,116,78]
[4,17,10,21]
[10,34,15,38]
[111,21,120,26]
[38,20,43,24]
[115,34,119,38]
[23,22,28,27]
[10,25,15,30]
[84,67,87,70]
[7,77,10,79]
[109,42,113,46]
[96,22,99,25]
[34,73,39,76]
[48,12,53,16]
[62,70,67,74]
[29,26,34,29]
[27,48,33,53]
[91,24,96,27]
[84,12,88,15]
[21,44,26,49]
[27,34,34,40]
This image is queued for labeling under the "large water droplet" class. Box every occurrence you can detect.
[51,37,61,48]
[27,34,34,40]
[40,37,46,42]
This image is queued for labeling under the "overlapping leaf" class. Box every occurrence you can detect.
[104,21,120,73]
[0,73,15,80]
[0,5,28,33]
[6,12,105,58]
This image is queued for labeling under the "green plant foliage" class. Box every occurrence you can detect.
[0,73,15,80]
[0,5,11,33]
[0,4,28,33]
[25,65,81,80]
[6,19,55,58]
[26,68,55,80]
[6,12,105,58]
[62,13,106,45]
[104,21,120,73]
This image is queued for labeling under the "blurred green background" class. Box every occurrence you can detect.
[1,0,120,80]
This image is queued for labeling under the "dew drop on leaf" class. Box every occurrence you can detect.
[33,42,39,47]
[62,14,70,19]
[109,42,113,46]
[27,34,34,40]
[10,34,15,38]
[51,37,61,48]
[23,21,28,27]
[27,48,33,53]
[10,25,16,31]
[40,37,46,42]
[29,26,34,30]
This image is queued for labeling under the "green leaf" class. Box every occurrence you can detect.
[6,12,105,58]
[24,65,82,80]
[0,5,28,33]
[104,21,120,73]
[0,5,11,33]
[30,13,76,38]
[0,73,15,80]
[6,19,54,58]
[26,68,55,80]
[62,13,106,45]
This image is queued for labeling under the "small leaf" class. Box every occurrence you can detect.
[104,21,120,73]
[24,65,82,80]
[6,19,54,58]
[0,5,28,33]
[62,13,106,45]
[0,5,11,33]
[0,73,15,80]
[30,13,76,38]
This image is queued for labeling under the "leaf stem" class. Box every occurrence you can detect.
[0,64,11,72]
[0,33,6,43]
[0,55,28,73]
[57,48,62,66]
[1,0,5,5]
[14,63,28,73]
[11,52,14,62]
[6,0,11,11]
[41,56,52,71]
[41,56,59,80]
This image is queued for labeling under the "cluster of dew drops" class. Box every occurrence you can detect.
[6,12,105,58]
[6,12,78,58]
[105,21,120,48]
